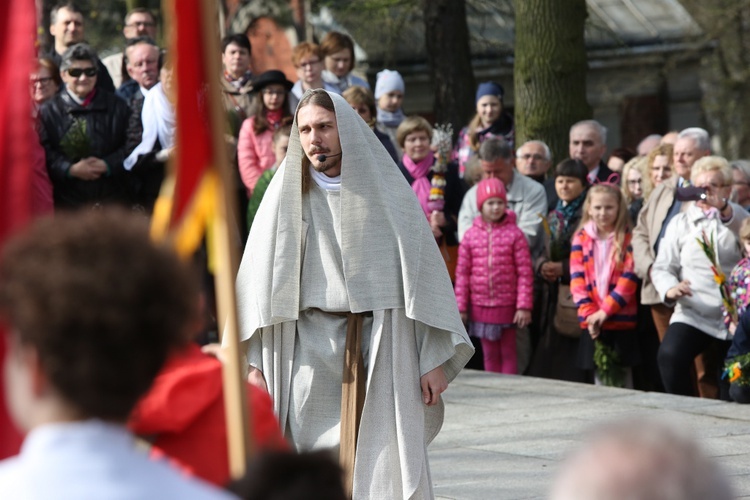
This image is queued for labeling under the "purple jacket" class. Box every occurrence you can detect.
[455,210,534,315]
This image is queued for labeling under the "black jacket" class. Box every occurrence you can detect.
[38,89,130,208]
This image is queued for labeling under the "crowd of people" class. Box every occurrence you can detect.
[7,0,750,497]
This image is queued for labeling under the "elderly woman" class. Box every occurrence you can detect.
[621,156,652,225]
[30,56,62,109]
[37,43,130,209]
[652,156,750,397]
[396,116,465,250]
[528,159,590,383]
[647,143,673,188]
[320,31,369,93]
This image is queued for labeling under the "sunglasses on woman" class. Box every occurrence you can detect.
[67,67,97,78]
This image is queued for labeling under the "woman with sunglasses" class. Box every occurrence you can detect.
[237,70,294,196]
[37,43,130,209]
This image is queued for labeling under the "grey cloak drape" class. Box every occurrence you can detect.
[234,90,473,499]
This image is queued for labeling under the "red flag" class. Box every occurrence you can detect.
[152,0,250,478]
[0,0,37,458]
[151,0,221,256]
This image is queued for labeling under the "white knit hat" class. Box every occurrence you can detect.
[374,69,405,99]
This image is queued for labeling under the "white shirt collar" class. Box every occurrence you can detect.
[309,165,341,191]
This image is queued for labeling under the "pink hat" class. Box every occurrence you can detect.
[476,178,507,210]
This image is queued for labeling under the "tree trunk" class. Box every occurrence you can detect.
[423,0,475,138]
[513,0,591,165]
[681,0,750,159]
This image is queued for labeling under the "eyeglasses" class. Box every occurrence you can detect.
[30,77,53,86]
[67,67,97,78]
[298,60,320,68]
[627,179,642,185]
[126,21,155,28]
[517,153,546,161]
[262,89,286,96]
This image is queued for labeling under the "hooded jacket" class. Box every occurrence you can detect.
[455,211,534,317]
[128,344,287,486]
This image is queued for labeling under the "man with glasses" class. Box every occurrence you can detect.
[515,140,556,212]
[103,8,158,88]
[46,2,114,92]
[37,43,130,209]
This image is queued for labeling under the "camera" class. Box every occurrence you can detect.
[675,185,707,202]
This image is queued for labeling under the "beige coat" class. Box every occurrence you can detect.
[632,175,680,305]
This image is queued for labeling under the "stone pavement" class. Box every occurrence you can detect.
[430,369,750,499]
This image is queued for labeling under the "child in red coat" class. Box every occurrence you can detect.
[455,178,534,373]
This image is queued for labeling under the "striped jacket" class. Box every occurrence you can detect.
[569,227,639,330]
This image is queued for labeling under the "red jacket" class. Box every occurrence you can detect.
[569,228,639,330]
[455,211,534,316]
[129,344,288,486]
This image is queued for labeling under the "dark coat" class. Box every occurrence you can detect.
[38,89,130,208]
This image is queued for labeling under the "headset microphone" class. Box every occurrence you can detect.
[317,152,342,163]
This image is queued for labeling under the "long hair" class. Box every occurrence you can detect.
[466,113,484,150]
[621,156,652,204]
[252,90,293,136]
[297,89,335,193]
[578,184,630,264]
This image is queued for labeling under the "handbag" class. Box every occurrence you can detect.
[553,283,581,338]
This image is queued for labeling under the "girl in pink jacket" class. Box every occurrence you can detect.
[455,177,534,373]
[237,70,293,196]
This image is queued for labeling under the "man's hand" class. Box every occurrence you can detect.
[540,261,563,282]
[69,157,107,180]
[420,365,447,406]
[460,312,468,324]
[665,280,692,300]
[514,309,531,328]
[247,365,268,393]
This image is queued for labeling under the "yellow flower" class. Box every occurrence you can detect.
[729,362,742,383]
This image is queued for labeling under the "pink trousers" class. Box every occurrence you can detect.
[481,328,517,374]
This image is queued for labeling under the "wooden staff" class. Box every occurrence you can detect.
[340,313,366,497]
[198,0,251,478]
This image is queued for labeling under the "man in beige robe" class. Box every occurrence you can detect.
[235,89,473,499]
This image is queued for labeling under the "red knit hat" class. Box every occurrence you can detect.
[476,178,507,210]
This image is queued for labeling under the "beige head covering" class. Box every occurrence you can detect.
[236,89,471,375]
